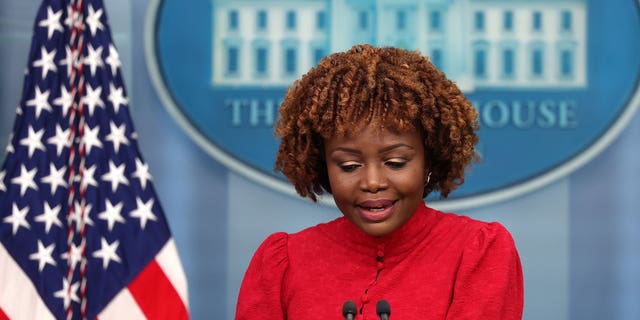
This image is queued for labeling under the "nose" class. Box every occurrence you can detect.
[360,165,388,193]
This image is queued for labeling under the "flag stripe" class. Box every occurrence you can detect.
[156,239,189,309]
[128,257,189,320]
[96,287,146,320]
[0,244,55,320]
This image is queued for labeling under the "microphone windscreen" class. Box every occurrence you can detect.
[376,299,391,315]
[343,300,357,317]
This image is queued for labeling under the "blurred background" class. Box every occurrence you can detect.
[1,0,639,319]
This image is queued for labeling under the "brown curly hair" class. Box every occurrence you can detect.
[275,44,479,202]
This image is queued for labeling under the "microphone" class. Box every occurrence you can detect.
[376,299,391,320]
[342,300,357,320]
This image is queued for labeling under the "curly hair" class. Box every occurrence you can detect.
[275,44,479,202]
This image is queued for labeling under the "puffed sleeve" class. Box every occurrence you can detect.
[445,222,523,319]
[235,232,290,320]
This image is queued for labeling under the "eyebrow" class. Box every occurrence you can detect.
[330,143,415,155]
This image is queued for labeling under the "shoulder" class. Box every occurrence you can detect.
[237,233,290,316]
[434,208,511,233]
[253,217,344,259]
[250,232,290,269]
[287,216,345,243]
[428,208,517,250]
[261,231,289,246]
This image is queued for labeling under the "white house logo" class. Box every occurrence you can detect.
[145,0,640,209]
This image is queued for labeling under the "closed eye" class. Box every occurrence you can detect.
[385,161,407,169]
[339,164,361,172]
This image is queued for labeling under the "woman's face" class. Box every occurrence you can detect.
[324,124,428,236]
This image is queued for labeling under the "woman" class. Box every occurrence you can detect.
[236,44,523,319]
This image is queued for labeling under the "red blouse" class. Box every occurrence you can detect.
[236,202,523,319]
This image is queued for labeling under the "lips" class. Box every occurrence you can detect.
[357,199,397,222]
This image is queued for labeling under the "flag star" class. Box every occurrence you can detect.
[59,46,73,76]
[32,46,58,79]
[47,124,71,156]
[98,200,125,232]
[92,237,121,269]
[63,5,80,29]
[53,278,80,309]
[101,161,129,193]
[19,126,46,157]
[86,5,105,36]
[61,243,82,270]
[72,201,94,228]
[0,170,6,192]
[81,124,103,155]
[3,203,31,235]
[130,197,157,229]
[10,165,38,196]
[107,83,128,113]
[41,163,68,195]
[105,44,121,76]
[105,121,129,152]
[38,7,63,39]
[25,86,52,119]
[63,6,71,27]
[83,44,104,76]
[81,85,105,116]
[29,240,57,272]
[132,158,153,190]
[79,165,99,191]
[53,85,74,116]
[34,202,63,234]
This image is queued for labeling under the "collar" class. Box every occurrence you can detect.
[322,202,438,258]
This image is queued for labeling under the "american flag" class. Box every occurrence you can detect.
[0,0,189,319]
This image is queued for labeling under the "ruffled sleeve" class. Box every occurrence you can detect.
[445,222,523,319]
[235,232,290,320]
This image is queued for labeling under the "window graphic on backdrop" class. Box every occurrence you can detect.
[212,1,586,91]
[147,0,640,209]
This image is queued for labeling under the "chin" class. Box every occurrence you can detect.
[360,223,396,237]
